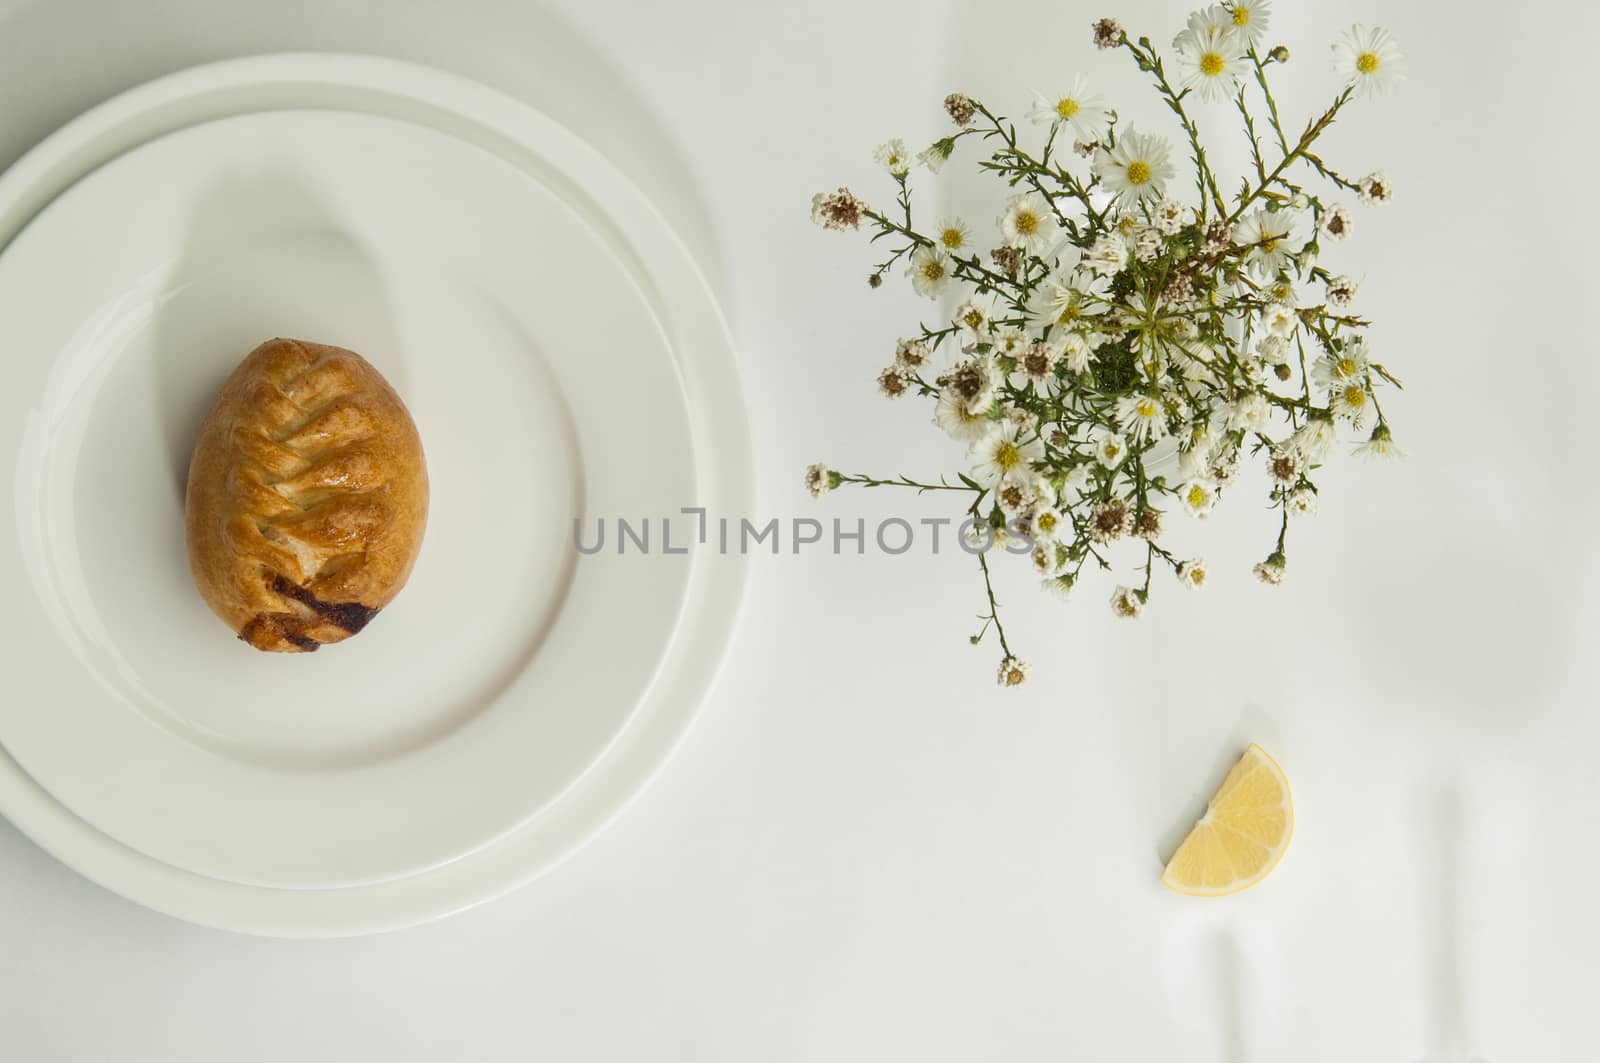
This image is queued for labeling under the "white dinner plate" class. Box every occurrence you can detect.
[0,55,751,935]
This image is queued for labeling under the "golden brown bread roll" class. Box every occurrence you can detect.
[184,338,429,652]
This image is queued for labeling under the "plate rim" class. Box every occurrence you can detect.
[0,52,753,936]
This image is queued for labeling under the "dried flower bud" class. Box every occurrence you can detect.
[1134,506,1163,540]
[990,245,1023,277]
[877,366,909,398]
[1269,45,1290,63]
[1092,17,1125,49]
[944,93,977,127]
[1275,363,1292,381]
[1073,138,1101,158]
[1325,274,1358,308]
[803,463,836,498]
[867,272,883,289]
[1254,552,1287,585]
[996,656,1029,687]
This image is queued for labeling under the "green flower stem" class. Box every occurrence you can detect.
[1121,36,1227,220]
[834,473,983,494]
[1230,86,1355,222]
[975,551,1014,659]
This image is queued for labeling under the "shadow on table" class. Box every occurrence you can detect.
[0,0,726,314]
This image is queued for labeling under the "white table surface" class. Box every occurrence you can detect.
[2,0,1596,1058]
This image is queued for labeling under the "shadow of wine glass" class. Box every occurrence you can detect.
[149,173,408,508]
[0,0,726,312]
[1409,778,1492,1063]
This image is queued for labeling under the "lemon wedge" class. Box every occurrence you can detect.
[1161,743,1294,897]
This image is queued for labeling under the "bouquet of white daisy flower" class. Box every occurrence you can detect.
[806,4,1406,688]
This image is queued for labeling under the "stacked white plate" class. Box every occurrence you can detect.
[0,54,751,936]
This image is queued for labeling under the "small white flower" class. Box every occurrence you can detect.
[1177,558,1209,590]
[1287,485,1319,515]
[953,292,1000,342]
[991,326,1028,360]
[995,476,1039,516]
[877,365,910,398]
[945,357,1000,415]
[874,139,911,177]
[1154,198,1191,235]
[1320,204,1355,241]
[895,337,931,371]
[934,386,993,442]
[1261,301,1299,338]
[1311,337,1370,390]
[1359,171,1393,206]
[917,139,955,173]
[1173,6,1249,103]
[1354,423,1404,460]
[1060,332,1092,374]
[1085,232,1129,276]
[1028,75,1112,143]
[1256,334,1290,365]
[1042,574,1075,600]
[1267,447,1303,484]
[1094,129,1176,205]
[935,217,973,254]
[1289,193,1310,210]
[1329,380,1373,428]
[968,423,1045,488]
[1000,193,1061,256]
[1004,406,1039,433]
[1093,431,1129,469]
[1014,339,1061,386]
[1290,418,1337,460]
[810,187,867,231]
[1028,267,1103,330]
[907,247,953,298]
[1133,224,1164,262]
[1110,585,1146,618]
[1325,275,1358,308]
[1254,553,1287,585]
[1117,392,1170,444]
[1234,209,1300,279]
[1333,25,1406,98]
[803,463,834,498]
[1225,391,1271,431]
[1223,0,1272,47]
[1031,505,1066,542]
[1180,478,1219,518]
[1030,541,1061,576]
[996,655,1029,687]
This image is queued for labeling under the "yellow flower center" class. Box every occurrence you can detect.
[1015,211,1039,235]
[1343,385,1367,407]
[994,441,1022,469]
[1136,399,1159,419]
[1357,52,1380,74]
[1056,97,1080,120]
[1232,6,1249,26]
[1336,356,1356,377]
[1261,237,1280,252]
[1126,160,1152,185]
[921,259,946,281]
[1200,52,1226,77]
[1003,667,1025,686]
[1102,442,1122,460]
[1187,485,1208,506]
[1190,568,1207,585]
[963,309,984,328]
[1038,512,1058,534]
[941,227,965,249]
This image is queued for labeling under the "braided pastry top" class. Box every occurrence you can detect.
[185,338,429,652]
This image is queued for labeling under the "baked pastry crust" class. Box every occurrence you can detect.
[185,338,429,652]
